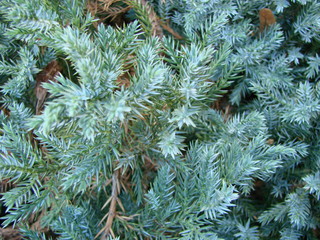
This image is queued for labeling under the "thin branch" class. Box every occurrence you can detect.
[95,170,120,240]
[159,20,183,40]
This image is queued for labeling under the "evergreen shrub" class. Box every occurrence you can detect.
[0,0,320,239]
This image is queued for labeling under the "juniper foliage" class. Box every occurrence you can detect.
[0,0,320,239]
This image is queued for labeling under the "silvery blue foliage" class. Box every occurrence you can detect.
[0,0,320,239]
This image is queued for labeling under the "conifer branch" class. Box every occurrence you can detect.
[133,0,163,38]
[97,170,120,240]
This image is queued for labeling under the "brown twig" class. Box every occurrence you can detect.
[96,170,120,240]
[0,227,21,240]
[88,0,183,40]
[99,0,121,10]
[143,154,158,171]
[35,60,62,115]
[159,20,183,40]
[87,0,128,27]
[0,178,15,193]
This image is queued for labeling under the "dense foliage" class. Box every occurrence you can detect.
[0,0,320,239]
